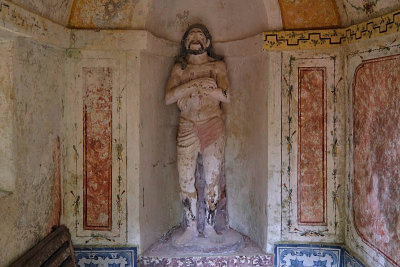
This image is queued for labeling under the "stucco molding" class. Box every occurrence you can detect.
[264,9,400,50]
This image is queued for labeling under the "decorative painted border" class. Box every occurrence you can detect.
[74,247,137,267]
[64,54,128,245]
[281,55,342,240]
[264,9,400,50]
[297,67,327,226]
[82,67,113,231]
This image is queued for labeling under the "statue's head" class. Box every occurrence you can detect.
[181,24,212,56]
[177,24,222,69]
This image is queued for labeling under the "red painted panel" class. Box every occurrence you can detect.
[353,55,400,266]
[83,67,113,231]
[298,67,327,225]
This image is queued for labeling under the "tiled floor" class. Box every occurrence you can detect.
[72,244,364,267]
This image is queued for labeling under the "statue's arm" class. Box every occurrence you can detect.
[204,61,230,103]
[165,65,196,105]
[165,64,217,105]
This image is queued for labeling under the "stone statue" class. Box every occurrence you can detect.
[165,24,230,246]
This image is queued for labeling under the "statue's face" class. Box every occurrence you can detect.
[185,27,210,54]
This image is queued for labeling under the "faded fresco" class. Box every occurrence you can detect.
[342,0,400,25]
[63,54,127,245]
[83,67,113,230]
[353,54,400,266]
[278,0,340,29]
[9,0,73,25]
[298,68,327,225]
[69,0,134,29]
[281,54,344,242]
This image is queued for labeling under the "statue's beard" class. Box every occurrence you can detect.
[187,41,206,55]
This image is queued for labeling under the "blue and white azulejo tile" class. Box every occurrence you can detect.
[275,244,342,267]
[74,247,137,267]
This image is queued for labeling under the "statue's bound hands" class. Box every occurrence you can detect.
[197,77,217,90]
[192,77,217,96]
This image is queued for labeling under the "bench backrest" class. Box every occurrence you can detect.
[10,225,76,267]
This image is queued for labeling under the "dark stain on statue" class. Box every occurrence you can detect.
[183,197,195,221]
[206,207,216,225]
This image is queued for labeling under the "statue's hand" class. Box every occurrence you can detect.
[197,77,217,90]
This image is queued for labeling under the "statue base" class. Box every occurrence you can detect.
[170,228,244,254]
[140,227,274,266]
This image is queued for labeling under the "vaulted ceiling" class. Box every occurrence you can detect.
[8,0,400,42]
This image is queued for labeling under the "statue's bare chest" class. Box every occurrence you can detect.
[179,63,218,84]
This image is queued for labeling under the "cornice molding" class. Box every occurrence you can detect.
[264,9,400,51]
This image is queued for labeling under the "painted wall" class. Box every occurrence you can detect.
[0,40,15,197]
[1,3,400,267]
[9,0,74,25]
[264,49,347,252]
[0,37,65,266]
[278,0,340,29]
[138,46,182,252]
[345,33,400,267]
[213,35,270,250]
[340,0,400,25]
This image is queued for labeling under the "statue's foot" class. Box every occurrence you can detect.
[173,227,198,247]
[204,225,224,244]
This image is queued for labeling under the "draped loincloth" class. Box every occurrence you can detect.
[177,116,224,153]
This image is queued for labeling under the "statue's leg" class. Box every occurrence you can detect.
[174,128,200,246]
[202,134,225,241]
[177,150,198,229]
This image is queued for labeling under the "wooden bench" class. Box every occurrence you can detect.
[10,225,77,267]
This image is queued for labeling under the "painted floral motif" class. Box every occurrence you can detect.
[345,0,379,14]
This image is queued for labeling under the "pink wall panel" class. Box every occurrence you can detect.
[298,68,327,225]
[83,67,113,231]
[353,55,400,266]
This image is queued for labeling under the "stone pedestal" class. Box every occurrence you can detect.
[140,227,273,266]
